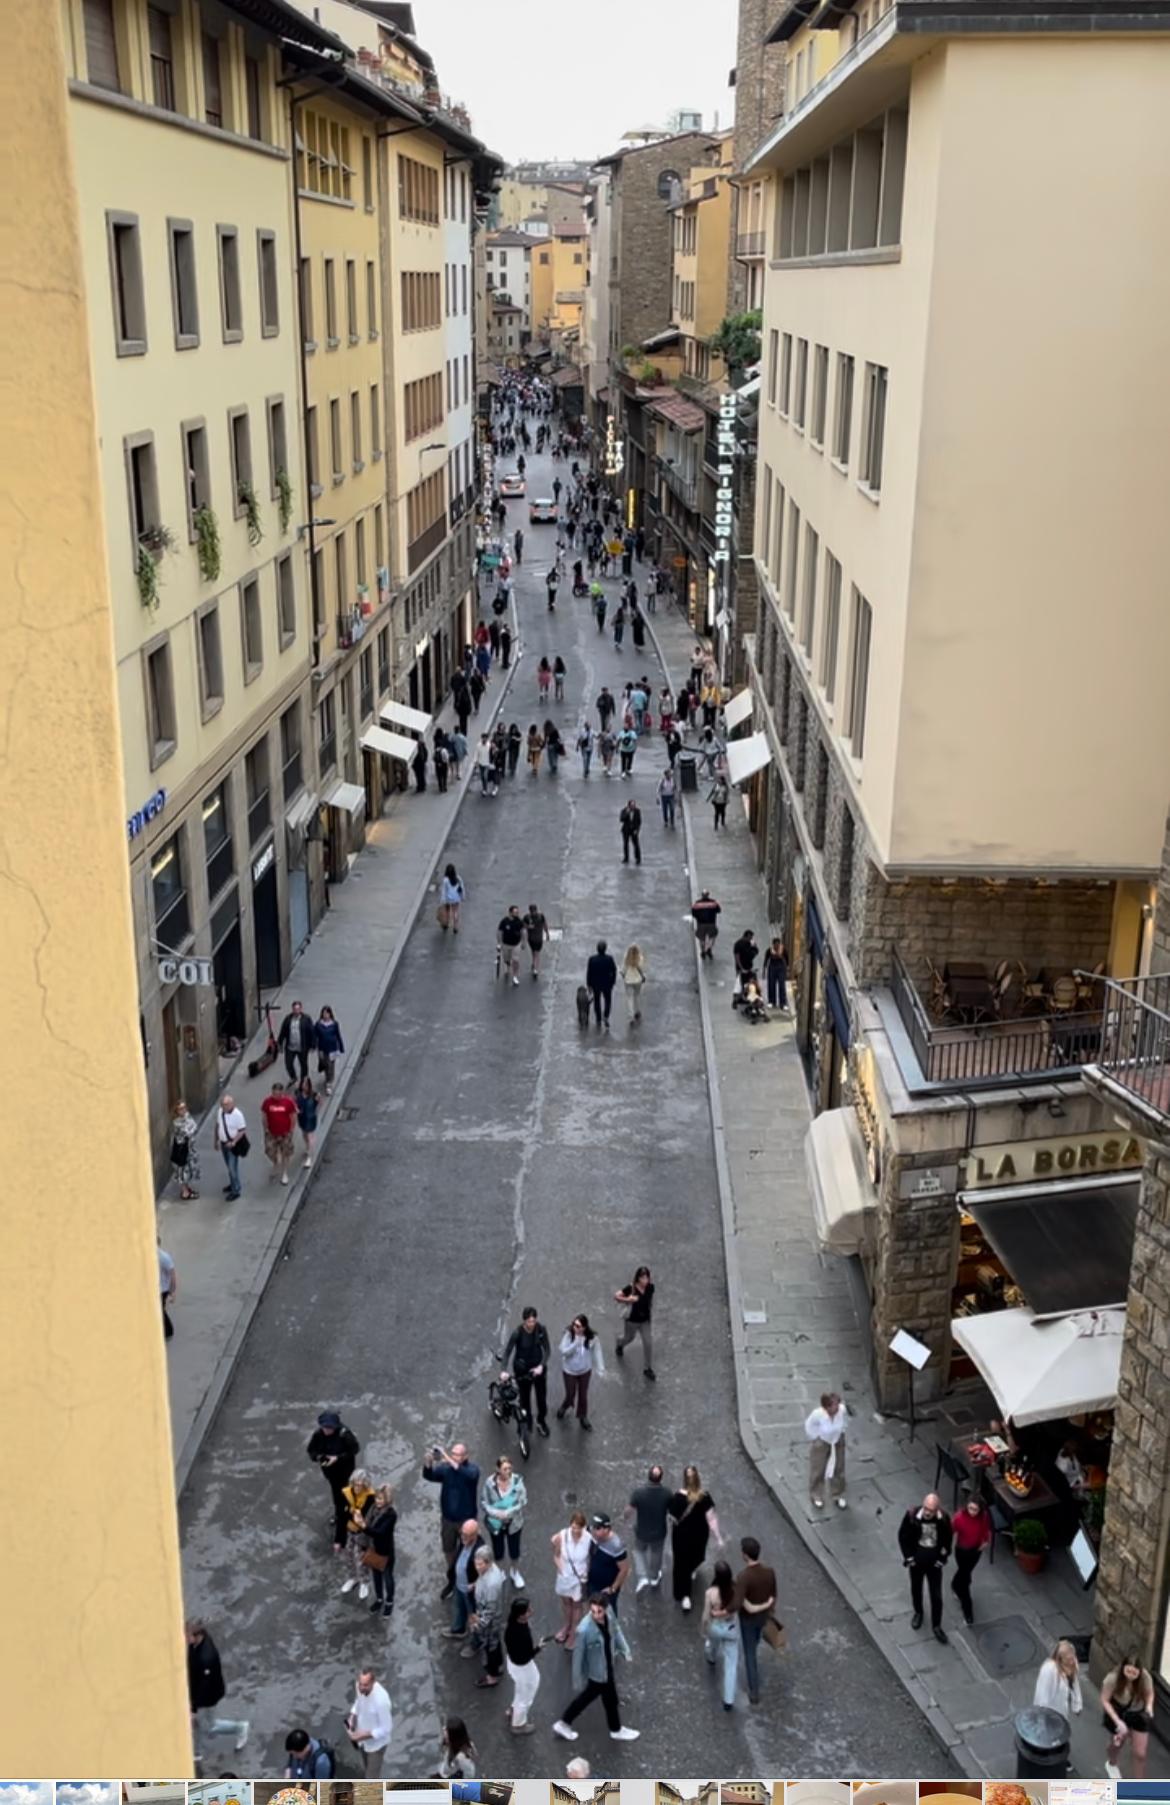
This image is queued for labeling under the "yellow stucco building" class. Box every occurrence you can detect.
[671,131,735,382]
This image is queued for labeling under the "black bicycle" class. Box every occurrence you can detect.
[489,1370,530,1460]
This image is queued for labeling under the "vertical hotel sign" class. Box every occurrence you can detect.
[604,412,624,476]
[713,390,737,572]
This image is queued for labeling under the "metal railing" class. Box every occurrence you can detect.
[407,514,446,573]
[1089,972,1170,1124]
[336,609,367,650]
[657,457,699,510]
[736,231,766,257]
[890,947,1104,1087]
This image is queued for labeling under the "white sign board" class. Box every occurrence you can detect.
[725,731,772,786]
[889,1328,931,1371]
[723,688,754,730]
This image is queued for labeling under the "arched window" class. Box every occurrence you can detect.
[657,169,682,205]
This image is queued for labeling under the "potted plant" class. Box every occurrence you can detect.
[193,503,221,584]
[237,479,264,549]
[1013,1517,1048,1574]
[136,524,177,610]
[275,465,293,536]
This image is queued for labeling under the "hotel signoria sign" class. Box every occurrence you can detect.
[961,1129,1143,1189]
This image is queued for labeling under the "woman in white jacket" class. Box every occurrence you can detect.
[621,945,647,1024]
[1034,1639,1084,1718]
[556,1313,605,1430]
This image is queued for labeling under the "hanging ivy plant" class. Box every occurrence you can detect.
[238,479,264,548]
[275,464,293,536]
[193,504,221,584]
[137,543,162,611]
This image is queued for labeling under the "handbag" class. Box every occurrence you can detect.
[437,902,450,927]
[763,1614,788,1652]
[221,1113,249,1157]
[361,1548,390,1572]
[170,1134,189,1166]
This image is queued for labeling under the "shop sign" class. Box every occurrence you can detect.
[899,1165,959,1201]
[157,955,213,987]
[962,1130,1143,1189]
[712,390,738,567]
[127,787,167,841]
[604,411,623,477]
[252,840,275,884]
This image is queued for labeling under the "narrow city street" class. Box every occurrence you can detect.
[180,440,950,1780]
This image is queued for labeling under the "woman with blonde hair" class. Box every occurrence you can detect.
[361,1482,398,1619]
[550,1509,592,1648]
[621,945,647,1024]
[1033,1639,1083,1718]
[668,1464,724,1611]
[170,1099,200,1200]
[339,1468,376,1601]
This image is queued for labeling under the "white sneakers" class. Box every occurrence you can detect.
[552,1720,578,1741]
[511,1569,526,1588]
[340,1578,356,1594]
[303,1156,312,1168]
[812,1496,824,1508]
[635,1577,651,1594]
[281,1173,289,1185]
[837,1497,848,1510]
[234,1721,250,1752]
[611,1726,640,1740]
[512,975,520,987]
[680,1596,692,1612]
[359,1582,371,1599]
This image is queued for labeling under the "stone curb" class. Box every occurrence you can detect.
[175,607,523,1496]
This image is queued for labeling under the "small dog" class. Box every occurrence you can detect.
[576,985,592,1028]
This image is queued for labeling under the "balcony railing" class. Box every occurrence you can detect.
[408,513,446,573]
[736,231,766,258]
[337,608,367,650]
[658,456,699,511]
[889,947,1104,1088]
[1086,972,1170,1126]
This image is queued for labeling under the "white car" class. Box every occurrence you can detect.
[499,471,526,497]
[528,496,557,523]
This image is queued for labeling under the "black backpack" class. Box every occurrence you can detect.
[315,1738,337,1778]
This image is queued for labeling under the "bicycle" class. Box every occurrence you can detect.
[489,1370,531,1460]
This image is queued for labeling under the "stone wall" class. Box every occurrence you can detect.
[612,134,715,353]
[869,1150,961,1408]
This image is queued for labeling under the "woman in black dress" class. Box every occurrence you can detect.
[668,1464,724,1611]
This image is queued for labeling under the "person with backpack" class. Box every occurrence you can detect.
[576,722,594,777]
[524,903,549,979]
[433,735,451,794]
[284,1727,336,1779]
[187,1618,249,1767]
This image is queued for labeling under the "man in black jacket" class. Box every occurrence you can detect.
[897,1490,954,1643]
[307,1409,361,1551]
[277,999,315,1084]
[586,940,618,1028]
[503,1305,552,1436]
[619,801,642,867]
[187,1618,249,1768]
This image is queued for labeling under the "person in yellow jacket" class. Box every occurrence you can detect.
[340,1469,376,1601]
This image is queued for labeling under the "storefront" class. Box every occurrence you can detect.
[799,894,849,1111]
[210,885,246,1057]
[321,779,366,884]
[251,834,281,993]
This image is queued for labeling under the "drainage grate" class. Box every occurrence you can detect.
[336,1105,360,1122]
[970,1614,1043,1677]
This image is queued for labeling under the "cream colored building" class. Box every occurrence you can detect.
[485,228,535,337]
[742,0,1170,1410]
[671,131,734,382]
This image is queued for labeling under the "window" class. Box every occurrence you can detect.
[801,525,819,654]
[144,636,177,767]
[257,230,279,336]
[240,573,263,680]
[299,256,315,348]
[181,419,211,537]
[767,330,778,407]
[244,54,262,140]
[362,135,373,211]
[296,109,352,202]
[203,781,233,897]
[811,344,829,446]
[311,547,325,638]
[835,804,855,921]
[345,258,358,342]
[833,353,854,465]
[779,333,792,415]
[83,0,122,91]
[400,270,441,331]
[305,404,321,496]
[461,264,468,314]
[397,153,440,224]
[783,501,800,617]
[405,468,446,571]
[460,169,467,222]
[151,831,189,946]
[860,361,887,493]
[793,339,809,429]
[228,408,253,517]
[276,552,296,648]
[539,250,549,266]
[366,260,377,337]
[374,502,385,573]
[148,5,176,111]
[334,531,348,616]
[821,553,842,700]
[846,588,872,756]
[403,372,444,443]
[370,382,382,460]
[355,516,367,588]
[377,626,390,692]
[329,398,343,482]
[350,391,363,472]
[106,212,146,355]
[124,432,159,558]
[280,701,303,798]
[463,355,469,405]
[324,258,338,347]
[202,31,223,128]
[776,107,908,260]
[168,219,199,349]
[217,226,242,342]
[245,738,271,843]
[769,480,785,592]
[360,646,374,718]
[318,690,337,774]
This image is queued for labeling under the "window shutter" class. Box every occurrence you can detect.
[83,0,120,90]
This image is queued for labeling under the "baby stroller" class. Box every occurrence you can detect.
[739,976,768,1025]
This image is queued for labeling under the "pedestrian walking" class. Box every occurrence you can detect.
[497,905,525,986]
[546,568,559,611]
[631,606,646,651]
[449,727,468,779]
[614,1266,655,1378]
[708,775,730,829]
[434,735,451,793]
[314,1005,344,1094]
[596,685,616,730]
[362,1482,398,1618]
[554,654,566,701]
[436,1715,478,1778]
[691,890,722,959]
[545,721,565,774]
[557,1312,605,1429]
[295,1076,318,1169]
[538,656,553,703]
[629,681,648,732]
[702,1560,741,1711]
[949,1495,992,1625]
[665,726,682,768]
[617,725,637,778]
[514,527,524,563]
[1102,1655,1156,1777]
[732,928,759,1006]
[261,1081,297,1186]
[526,724,545,774]
[308,1409,361,1551]
[170,1099,200,1199]
[423,1441,481,1591]
[598,726,617,777]
[186,1618,249,1769]
[482,1455,529,1586]
[898,1491,954,1643]
[475,733,495,797]
[500,625,513,668]
[576,722,594,776]
[593,588,607,632]
[668,1466,723,1610]
[612,604,625,650]
[586,939,617,1027]
[635,526,645,561]
[158,1237,177,1340]
[619,800,642,865]
[214,1092,247,1199]
[551,1511,593,1647]
[339,1468,376,1600]
[698,725,723,776]
[657,767,676,827]
[277,999,315,1084]
[345,1665,393,1776]
[626,1464,670,1592]
[469,1547,506,1688]
[412,737,429,793]
[658,688,674,734]
[552,1595,639,1743]
[734,1535,777,1706]
[524,904,548,978]
[621,945,647,1022]
[283,1728,336,1779]
[585,1515,632,1614]
[1033,1639,1084,1720]
[762,937,789,1011]
[502,1304,552,1435]
[440,863,466,933]
[504,1598,544,1734]
[805,1391,848,1508]
[489,617,501,659]
[507,720,522,776]
[443,1518,485,1637]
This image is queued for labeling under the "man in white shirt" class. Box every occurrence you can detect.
[805,1391,848,1510]
[214,1092,247,1201]
[346,1665,392,1775]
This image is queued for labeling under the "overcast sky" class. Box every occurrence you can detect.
[417,0,738,163]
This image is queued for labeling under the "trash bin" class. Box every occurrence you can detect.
[678,750,698,794]
[1014,1706,1071,1779]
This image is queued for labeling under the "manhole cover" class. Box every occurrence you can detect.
[970,1614,1043,1676]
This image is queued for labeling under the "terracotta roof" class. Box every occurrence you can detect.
[550,364,583,387]
[487,230,539,247]
[647,392,706,433]
[553,223,589,238]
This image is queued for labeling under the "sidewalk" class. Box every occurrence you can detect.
[161,632,520,1493]
[647,598,1167,1779]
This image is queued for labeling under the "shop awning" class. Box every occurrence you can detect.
[361,724,416,762]
[323,778,366,817]
[959,1173,1139,1317]
[284,790,317,836]
[805,1106,876,1255]
[725,731,773,786]
[381,699,431,735]
[950,1307,1125,1426]
[723,688,754,731]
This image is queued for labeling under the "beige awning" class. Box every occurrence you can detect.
[805,1107,876,1255]
[323,778,366,817]
[724,688,754,731]
[725,731,773,786]
[361,724,416,762]
[950,1306,1124,1426]
[381,699,431,735]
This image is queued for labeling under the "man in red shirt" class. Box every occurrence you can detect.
[261,1081,298,1185]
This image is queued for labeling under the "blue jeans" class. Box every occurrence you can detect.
[706,1617,740,1705]
[221,1147,241,1197]
[451,1586,471,1634]
[660,795,675,826]
[740,1612,764,1699]
[580,749,592,775]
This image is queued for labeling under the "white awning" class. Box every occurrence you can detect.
[361,724,416,762]
[284,790,318,835]
[323,778,366,818]
[723,688,754,731]
[381,699,432,735]
[805,1107,876,1255]
[950,1306,1125,1426]
[725,730,773,786]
